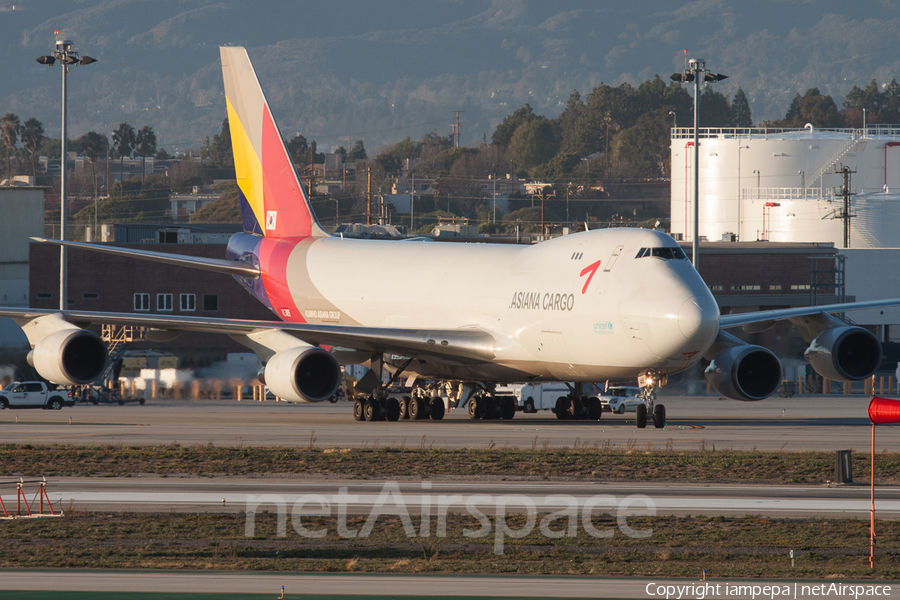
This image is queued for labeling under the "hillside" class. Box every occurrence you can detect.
[2,1,898,153]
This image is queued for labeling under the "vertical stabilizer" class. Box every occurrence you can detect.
[220,46,329,239]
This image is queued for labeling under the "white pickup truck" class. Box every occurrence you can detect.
[0,382,74,410]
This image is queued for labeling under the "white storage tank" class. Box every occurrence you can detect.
[670,126,900,248]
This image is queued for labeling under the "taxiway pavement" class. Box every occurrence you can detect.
[0,394,894,452]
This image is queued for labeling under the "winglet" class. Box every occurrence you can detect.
[220,46,329,239]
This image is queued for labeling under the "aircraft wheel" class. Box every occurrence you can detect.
[430,397,445,420]
[555,397,569,420]
[635,404,648,429]
[567,396,583,420]
[409,396,422,420]
[364,398,378,422]
[399,396,410,420]
[353,398,365,421]
[653,404,666,429]
[500,397,516,420]
[586,396,602,420]
[385,397,401,422]
[468,397,480,419]
[524,398,535,413]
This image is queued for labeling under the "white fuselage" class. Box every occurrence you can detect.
[278,228,720,383]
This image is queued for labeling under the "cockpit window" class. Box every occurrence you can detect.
[635,247,688,260]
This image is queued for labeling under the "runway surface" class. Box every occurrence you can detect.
[1,571,898,599]
[6,477,899,518]
[0,393,893,452]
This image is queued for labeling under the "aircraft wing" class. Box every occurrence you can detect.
[0,308,496,363]
[719,298,900,330]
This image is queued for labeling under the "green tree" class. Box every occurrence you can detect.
[74,131,107,198]
[112,122,136,183]
[135,125,157,185]
[508,118,558,172]
[698,88,732,127]
[346,140,367,162]
[0,113,19,181]
[207,118,233,170]
[286,134,308,165]
[777,89,844,128]
[19,118,46,180]
[614,109,672,179]
[491,104,539,147]
[731,88,753,127]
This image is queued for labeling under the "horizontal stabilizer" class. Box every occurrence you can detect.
[30,237,259,278]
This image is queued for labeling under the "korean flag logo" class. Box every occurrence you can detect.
[266,211,277,231]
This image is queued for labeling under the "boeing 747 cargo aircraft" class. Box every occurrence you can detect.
[1,47,895,428]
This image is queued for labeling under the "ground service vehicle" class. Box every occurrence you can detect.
[600,386,644,413]
[493,383,603,420]
[0,382,73,410]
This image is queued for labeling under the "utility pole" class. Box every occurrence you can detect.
[366,167,372,225]
[833,164,857,249]
[411,173,416,231]
[532,187,556,240]
[452,111,463,147]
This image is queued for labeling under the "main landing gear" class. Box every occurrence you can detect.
[552,383,603,421]
[351,357,447,423]
[635,375,666,429]
[466,385,516,420]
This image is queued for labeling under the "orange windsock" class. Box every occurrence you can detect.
[868,396,900,424]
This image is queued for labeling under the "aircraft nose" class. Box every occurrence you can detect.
[678,294,719,343]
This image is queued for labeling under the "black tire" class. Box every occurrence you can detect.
[555,397,569,420]
[353,398,365,421]
[467,397,480,419]
[430,397,445,420]
[616,404,625,414]
[567,396,583,420]
[500,397,516,420]
[653,404,666,429]
[364,398,378,422]
[91,396,98,405]
[49,397,63,410]
[524,398,535,414]
[409,396,422,420]
[385,397,401,422]
[139,398,145,405]
[478,397,495,420]
[586,396,602,420]
[0,398,7,410]
[636,404,648,429]
[399,396,410,420]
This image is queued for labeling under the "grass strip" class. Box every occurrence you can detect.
[0,443,896,483]
[0,512,897,579]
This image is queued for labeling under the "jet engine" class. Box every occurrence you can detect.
[259,345,341,403]
[704,344,782,401]
[804,326,882,382]
[28,328,108,385]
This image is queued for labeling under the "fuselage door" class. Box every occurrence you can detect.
[603,245,624,272]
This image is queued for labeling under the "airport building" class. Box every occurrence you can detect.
[0,181,45,308]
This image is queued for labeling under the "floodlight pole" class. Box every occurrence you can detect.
[671,58,727,270]
[691,62,700,269]
[38,37,97,310]
[59,49,68,310]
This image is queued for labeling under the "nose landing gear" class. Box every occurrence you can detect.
[636,372,666,429]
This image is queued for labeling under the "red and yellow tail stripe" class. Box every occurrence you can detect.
[220,46,328,239]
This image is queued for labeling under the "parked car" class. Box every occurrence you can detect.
[0,382,74,410]
[600,386,644,414]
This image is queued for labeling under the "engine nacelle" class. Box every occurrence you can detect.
[261,345,340,403]
[704,344,782,401]
[805,326,882,382]
[28,329,108,385]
